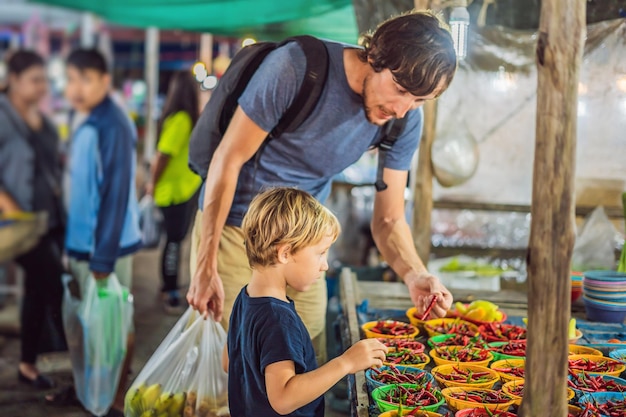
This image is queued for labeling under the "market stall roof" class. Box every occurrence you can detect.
[31,0,359,43]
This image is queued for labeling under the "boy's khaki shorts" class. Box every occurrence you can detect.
[190,210,328,364]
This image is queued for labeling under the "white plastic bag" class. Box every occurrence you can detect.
[139,195,163,249]
[572,206,620,271]
[124,307,229,417]
[63,273,134,416]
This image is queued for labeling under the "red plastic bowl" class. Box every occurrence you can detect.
[571,287,583,303]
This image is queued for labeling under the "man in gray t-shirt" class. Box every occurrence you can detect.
[187,10,458,361]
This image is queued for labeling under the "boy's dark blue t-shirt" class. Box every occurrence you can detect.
[228,286,324,417]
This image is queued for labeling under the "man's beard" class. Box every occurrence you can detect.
[362,74,377,125]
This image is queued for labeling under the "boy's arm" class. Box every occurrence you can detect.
[264,339,386,415]
[90,125,134,276]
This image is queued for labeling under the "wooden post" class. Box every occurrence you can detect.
[520,0,585,416]
[142,27,160,164]
[411,0,436,265]
[412,100,437,264]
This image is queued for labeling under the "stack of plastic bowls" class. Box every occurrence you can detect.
[571,271,583,303]
[582,270,626,323]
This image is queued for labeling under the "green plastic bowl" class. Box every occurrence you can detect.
[371,383,445,413]
[488,341,526,362]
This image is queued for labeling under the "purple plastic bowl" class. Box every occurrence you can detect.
[583,296,626,323]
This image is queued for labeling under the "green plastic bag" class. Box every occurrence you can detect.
[618,192,626,273]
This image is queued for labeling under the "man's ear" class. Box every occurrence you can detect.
[276,244,292,264]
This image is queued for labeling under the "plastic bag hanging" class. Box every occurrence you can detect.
[139,195,163,249]
[63,273,134,416]
[124,307,229,417]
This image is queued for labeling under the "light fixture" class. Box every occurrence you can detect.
[242,38,256,47]
[448,1,470,59]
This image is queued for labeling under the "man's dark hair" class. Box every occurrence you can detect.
[358,10,457,98]
[66,48,109,74]
[7,50,45,76]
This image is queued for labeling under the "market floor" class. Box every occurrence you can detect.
[0,238,348,417]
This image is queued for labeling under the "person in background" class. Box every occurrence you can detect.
[57,48,141,416]
[145,71,201,314]
[0,50,65,390]
[224,187,388,417]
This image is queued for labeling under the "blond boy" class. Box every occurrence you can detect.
[224,188,387,417]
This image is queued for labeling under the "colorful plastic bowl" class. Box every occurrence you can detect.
[568,354,626,377]
[429,346,494,367]
[371,383,445,413]
[378,410,443,417]
[431,363,499,389]
[423,318,480,338]
[608,348,626,363]
[501,380,575,406]
[568,344,603,357]
[365,365,435,392]
[361,320,420,339]
[582,296,626,323]
[489,358,525,383]
[567,373,626,398]
[440,387,515,412]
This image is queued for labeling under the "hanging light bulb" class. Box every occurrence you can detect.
[449,5,470,59]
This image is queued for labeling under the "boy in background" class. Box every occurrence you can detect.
[61,48,141,416]
[225,187,387,417]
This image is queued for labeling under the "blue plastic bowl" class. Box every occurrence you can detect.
[579,391,626,415]
[583,296,626,323]
[365,365,435,392]
[609,349,626,364]
[584,271,626,282]
[584,289,626,303]
[568,374,626,398]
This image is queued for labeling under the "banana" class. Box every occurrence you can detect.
[125,384,146,416]
[168,392,186,417]
[141,383,163,411]
[140,410,156,417]
[154,392,174,414]
[156,414,169,417]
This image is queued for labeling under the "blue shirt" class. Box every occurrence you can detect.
[199,40,423,226]
[228,287,324,417]
[65,96,142,273]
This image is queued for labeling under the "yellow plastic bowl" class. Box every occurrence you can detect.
[361,320,419,339]
[406,306,428,330]
[431,364,499,389]
[424,318,479,338]
[568,405,582,416]
[500,380,575,406]
[568,354,626,376]
[489,358,525,383]
[429,346,494,368]
[440,387,515,412]
[384,349,431,369]
[568,344,603,357]
[378,411,443,417]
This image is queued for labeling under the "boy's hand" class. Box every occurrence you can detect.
[340,339,388,374]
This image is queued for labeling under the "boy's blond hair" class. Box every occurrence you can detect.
[242,187,341,268]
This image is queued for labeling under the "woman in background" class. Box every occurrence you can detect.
[0,50,65,388]
[145,71,201,314]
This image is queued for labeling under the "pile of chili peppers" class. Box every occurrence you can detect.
[382,384,440,408]
[489,340,527,357]
[435,346,490,362]
[568,357,622,373]
[491,362,525,379]
[371,365,431,386]
[462,410,516,417]
[579,398,626,417]
[426,319,477,337]
[567,370,626,393]
[448,389,512,404]
[369,320,415,336]
[433,366,495,384]
[386,349,429,365]
[504,383,524,397]
[478,323,527,343]
[431,334,488,349]
[379,338,425,353]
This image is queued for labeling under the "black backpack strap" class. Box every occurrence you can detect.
[375,117,408,192]
[270,35,329,138]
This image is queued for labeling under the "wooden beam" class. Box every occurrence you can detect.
[412,99,437,265]
[520,0,585,416]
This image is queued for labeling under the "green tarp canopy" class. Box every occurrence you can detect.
[33,0,360,43]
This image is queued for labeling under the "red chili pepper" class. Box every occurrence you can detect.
[420,295,439,320]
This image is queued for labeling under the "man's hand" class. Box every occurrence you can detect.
[144,182,154,197]
[186,267,225,321]
[92,271,110,280]
[405,271,452,319]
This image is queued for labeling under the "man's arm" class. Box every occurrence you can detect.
[187,106,268,320]
[264,339,386,415]
[370,167,452,318]
[0,190,20,214]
